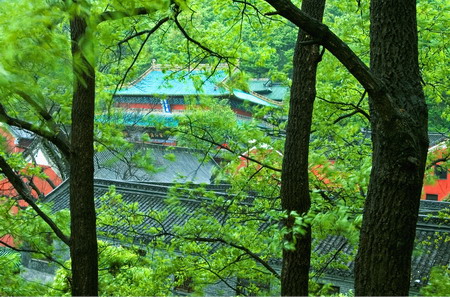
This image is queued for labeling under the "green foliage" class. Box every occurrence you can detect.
[0,0,447,295]
[420,266,450,296]
[0,196,68,296]
[417,0,450,131]
[50,242,175,296]
[0,250,48,296]
[168,96,364,294]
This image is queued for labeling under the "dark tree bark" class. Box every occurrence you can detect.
[280,0,325,295]
[264,0,428,294]
[354,0,428,295]
[69,15,98,296]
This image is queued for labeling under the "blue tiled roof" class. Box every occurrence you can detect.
[233,90,276,107]
[249,79,289,101]
[117,70,230,96]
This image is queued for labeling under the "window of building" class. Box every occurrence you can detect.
[426,194,439,201]
[434,165,448,180]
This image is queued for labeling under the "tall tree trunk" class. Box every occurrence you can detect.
[69,13,98,296]
[280,0,325,295]
[355,0,428,295]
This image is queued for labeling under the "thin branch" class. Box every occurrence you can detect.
[176,124,281,172]
[0,239,69,270]
[195,254,240,294]
[15,91,59,132]
[184,236,280,279]
[312,239,347,280]
[426,155,450,170]
[0,103,71,158]
[26,176,44,199]
[173,10,236,65]
[264,11,280,16]
[114,17,170,96]
[232,0,282,22]
[264,0,397,120]
[333,110,359,124]
[318,92,370,123]
[118,17,170,45]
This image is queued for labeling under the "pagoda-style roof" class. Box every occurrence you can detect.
[249,79,289,101]
[115,66,280,108]
[117,69,230,97]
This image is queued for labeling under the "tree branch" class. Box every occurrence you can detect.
[0,155,70,246]
[117,17,170,45]
[184,236,280,279]
[113,17,170,99]
[175,123,281,172]
[15,91,59,132]
[173,10,236,65]
[194,254,240,294]
[318,92,371,123]
[263,0,397,120]
[426,155,450,170]
[0,103,71,158]
[0,239,69,270]
[312,239,347,280]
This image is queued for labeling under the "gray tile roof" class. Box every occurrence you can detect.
[314,219,450,290]
[428,132,448,147]
[312,201,450,291]
[419,199,450,214]
[43,179,232,245]
[42,180,450,290]
[94,144,217,184]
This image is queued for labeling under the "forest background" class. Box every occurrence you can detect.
[0,0,448,296]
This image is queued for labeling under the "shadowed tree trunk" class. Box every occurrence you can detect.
[69,13,98,296]
[354,0,428,295]
[280,0,326,295]
[263,0,428,294]
[0,2,171,296]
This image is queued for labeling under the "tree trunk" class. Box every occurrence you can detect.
[354,0,428,295]
[69,14,99,296]
[280,0,325,295]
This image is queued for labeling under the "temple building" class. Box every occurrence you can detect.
[102,65,287,145]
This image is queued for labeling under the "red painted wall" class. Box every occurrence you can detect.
[0,127,24,153]
[115,103,253,117]
[116,103,162,110]
[0,234,15,247]
[422,146,450,201]
[0,166,62,206]
[422,178,450,201]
